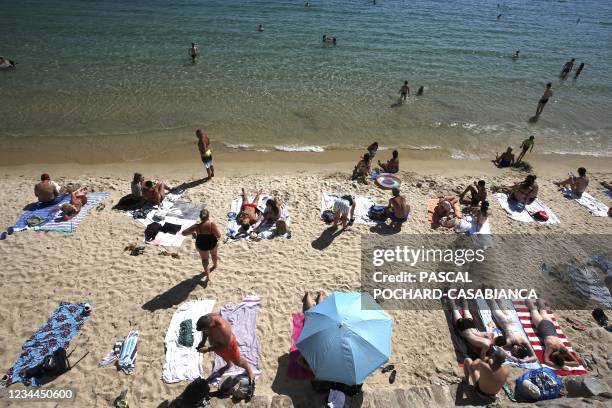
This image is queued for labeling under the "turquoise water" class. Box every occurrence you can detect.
[1,0,611,158]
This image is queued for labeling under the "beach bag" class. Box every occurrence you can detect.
[322,210,335,224]
[515,367,563,402]
[25,348,70,379]
[368,205,387,221]
[144,222,162,242]
[532,211,549,222]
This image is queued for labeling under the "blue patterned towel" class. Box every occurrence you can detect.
[13,195,70,231]
[4,302,89,387]
[35,192,109,233]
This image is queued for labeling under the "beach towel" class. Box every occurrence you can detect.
[512,300,587,376]
[99,329,139,375]
[475,299,540,370]
[162,299,216,383]
[288,312,314,380]
[443,301,485,364]
[562,189,609,217]
[494,193,560,224]
[226,194,291,241]
[33,192,109,233]
[568,264,612,308]
[210,295,262,382]
[4,302,89,387]
[13,195,70,231]
[321,192,376,225]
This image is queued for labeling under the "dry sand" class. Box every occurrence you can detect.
[0,154,611,407]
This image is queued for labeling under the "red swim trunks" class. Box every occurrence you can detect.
[215,335,241,364]
[241,203,257,211]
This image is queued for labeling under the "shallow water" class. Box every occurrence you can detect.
[1,0,611,159]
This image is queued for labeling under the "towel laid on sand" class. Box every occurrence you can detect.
[568,264,612,308]
[562,189,609,217]
[494,193,560,224]
[99,329,139,375]
[4,302,89,387]
[321,192,376,225]
[34,192,109,233]
[13,195,69,231]
[443,301,486,364]
[288,312,314,380]
[512,300,587,376]
[475,299,540,370]
[226,194,291,240]
[162,299,216,383]
[210,295,262,382]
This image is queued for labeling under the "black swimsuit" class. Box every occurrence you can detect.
[195,222,218,251]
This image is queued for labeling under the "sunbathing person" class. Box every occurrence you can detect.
[473,201,490,230]
[434,195,462,227]
[60,187,88,221]
[296,291,327,370]
[196,313,256,381]
[526,299,582,370]
[463,347,509,398]
[554,167,589,196]
[237,188,262,231]
[182,209,221,286]
[492,148,515,168]
[131,173,145,198]
[448,297,506,360]
[488,299,537,364]
[255,197,283,233]
[34,173,60,204]
[459,180,487,206]
[378,150,399,173]
[143,180,168,205]
[351,153,371,184]
[332,195,356,230]
[494,175,538,205]
[387,187,410,227]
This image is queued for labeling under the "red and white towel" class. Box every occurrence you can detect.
[512,300,587,376]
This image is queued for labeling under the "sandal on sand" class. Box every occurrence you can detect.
[389,370,397,384]
[96,203,106,212]
[381,364,395,374]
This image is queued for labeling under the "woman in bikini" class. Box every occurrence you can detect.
[182,209,221,286]
[255,197,283,233]
[237,188,262,231]
[60,187,89,221]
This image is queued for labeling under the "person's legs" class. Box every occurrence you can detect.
[526,299,543,327]
[199,249,210,282]
[341,213,348,229]
[302,291,315,312]
[236,356,256,381]
[210,245,218,272]
[448,298,463,323]
[536,102,543,116]
[209,164,214,178]
[536,298,552,320]
[242,188,248,205]
[461,298,473,320]
[464,359,480,386]
[315,291,326,304]
[332,211,341,228]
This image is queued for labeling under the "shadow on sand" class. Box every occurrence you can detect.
[271,354,321,408]
[171,178,209,194]
[142,272,206,312]
[311,226,345,250]
[527,115,539,124]
[369,222,401,235]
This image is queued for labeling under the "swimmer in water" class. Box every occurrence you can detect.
[257,24,264,32]
[416,86,424,96]
[188,42,200,63]
[513,50,520,59]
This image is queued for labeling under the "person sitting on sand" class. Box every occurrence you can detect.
[182,209,220,286]
[60,187,88,221]
[463,348,509,398]
[387,187,410,227]
[473,201,490,231]
[143,180,167,205]
[131,173,145,198]
[510,175,539,205]
[448,297,507,360]
[554,167,589,197]
[434,195,462,227]
[35,173,61,204]
[526,298,582,370]
[237,188,262,231]
[332,195,356,230]
[459,180,487,206]
[488,299,537,364]
[492,147,515,168]
[378,150,399,173]
[352,153,371,183]
[196,313,256,381]
[254,197,283,233]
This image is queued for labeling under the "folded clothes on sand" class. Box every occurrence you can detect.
[4,302,89,387]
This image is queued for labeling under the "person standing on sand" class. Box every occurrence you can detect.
[196,129,214,180]
[399,81,410,101]
[516,135,535,164]
[182,209,221,286]
[535,83,552,116]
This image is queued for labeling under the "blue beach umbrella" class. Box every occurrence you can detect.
[297,292,392,385]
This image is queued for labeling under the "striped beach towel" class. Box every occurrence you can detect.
[13,195,69,231]
[34,192,109,233]
[118,329,139,375]
[512,300,587,376]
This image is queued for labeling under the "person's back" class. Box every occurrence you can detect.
[476,359,509,395]
[391,195,409,218]
[35,179,58,203]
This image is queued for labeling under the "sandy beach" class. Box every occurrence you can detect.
[0,151,611,407]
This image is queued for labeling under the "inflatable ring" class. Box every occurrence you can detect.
[375,173,401,190]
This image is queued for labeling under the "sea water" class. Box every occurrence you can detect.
[1,0,611,159]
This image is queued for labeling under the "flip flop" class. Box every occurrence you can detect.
[389,370,397,384]
[381,364,395,374]
[6,227,14,235]
[565,317,588,331]
[502,384,517,403]
[0,231,6,241]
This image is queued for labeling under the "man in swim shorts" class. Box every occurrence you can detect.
[492,148,515,168]
[332,195,356,230]
[197,129,214,180]
[196,313,256,381]
[555,167,589,197]
[459,180,487,207]
[463,347,509,398]
[386,187,410,227]
[516,135,535,164]
[526,299,582,370]
[34,173,60,204]
[536,83,553,116]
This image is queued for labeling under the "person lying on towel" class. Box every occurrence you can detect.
[237,188,263,232]
[60,187,88,221]
[448,298,507,360]
[196,313,256,381]
[493,175,539,205]
[463,347,509,398]
[295,291,328,370]
[554,167,589,197]
[434,195,463,228]
[488,299,537,364]
[526,299,583,370]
